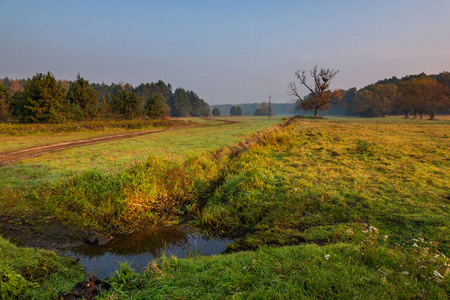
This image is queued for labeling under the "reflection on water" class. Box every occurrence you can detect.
[59,225,231,278]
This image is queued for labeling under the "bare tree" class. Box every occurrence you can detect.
[289,65,343,117]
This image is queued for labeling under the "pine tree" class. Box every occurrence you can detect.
[109,89,142,119]
[144,94,167,119]
[20,72,66,123]
[66,74,99,119]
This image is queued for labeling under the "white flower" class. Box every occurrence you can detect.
[433,270,444,279]
[368,226,379,232]
[419,265,426,269]
[324,255,330,260]
[401,271,409,275]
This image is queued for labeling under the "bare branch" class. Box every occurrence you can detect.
[290,65,342,117]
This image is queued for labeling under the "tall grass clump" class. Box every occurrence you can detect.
[0,237,85,299]
[0,118,190,136]
[37,153,226,232]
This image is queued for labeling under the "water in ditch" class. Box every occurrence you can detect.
[59,225,232,278]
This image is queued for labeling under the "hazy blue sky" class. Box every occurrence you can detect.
[1,0,449,104]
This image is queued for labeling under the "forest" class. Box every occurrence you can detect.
[0,73,210,123]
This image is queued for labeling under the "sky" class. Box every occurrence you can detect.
[1,0,449,104]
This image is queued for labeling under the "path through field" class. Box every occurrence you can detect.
[0,118,239,167]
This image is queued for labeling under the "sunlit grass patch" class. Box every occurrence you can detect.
[200,118,450,253]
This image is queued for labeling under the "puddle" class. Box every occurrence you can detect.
[58,225,231,278]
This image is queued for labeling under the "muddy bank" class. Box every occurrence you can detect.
[0,211,93,251]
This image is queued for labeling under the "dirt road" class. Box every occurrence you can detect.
[0,118,239,167]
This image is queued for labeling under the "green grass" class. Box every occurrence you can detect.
[200,118,450,254]
[0,118,195,153]
[0,237,85,299]
[100,239,448,299]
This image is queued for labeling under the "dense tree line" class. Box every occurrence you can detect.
[290,70,450,119]
[348,72,450,119]
[0,73,209,123]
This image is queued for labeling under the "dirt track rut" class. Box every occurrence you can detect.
[0,118,239,167]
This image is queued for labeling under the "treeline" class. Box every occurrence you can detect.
[344,72,450,119]
[324,71,450,118]
[214,102,296,116]
[214,72,450,119]
[0,72,209,123]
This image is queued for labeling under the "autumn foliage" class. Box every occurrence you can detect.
[353,76,449,119]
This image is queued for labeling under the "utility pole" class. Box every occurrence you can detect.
[269,95,271,118]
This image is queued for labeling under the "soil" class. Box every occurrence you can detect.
[0,211,89,251]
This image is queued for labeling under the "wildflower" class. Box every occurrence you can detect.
[368,226,379,232]
[243,266,247,270]
[324,255,330,260]
[383,235,388,240]
[401,271,409,275]
[412,243,418,248]
[433,270,444,279]
[419,265,426,269]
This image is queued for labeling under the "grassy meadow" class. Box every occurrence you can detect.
[1,116,449,299]
[0,117,281,214]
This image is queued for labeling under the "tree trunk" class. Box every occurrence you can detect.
[314,110,319,117]
[420,112,423,119]
[404,111,409,118]
[430,113,435,120]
